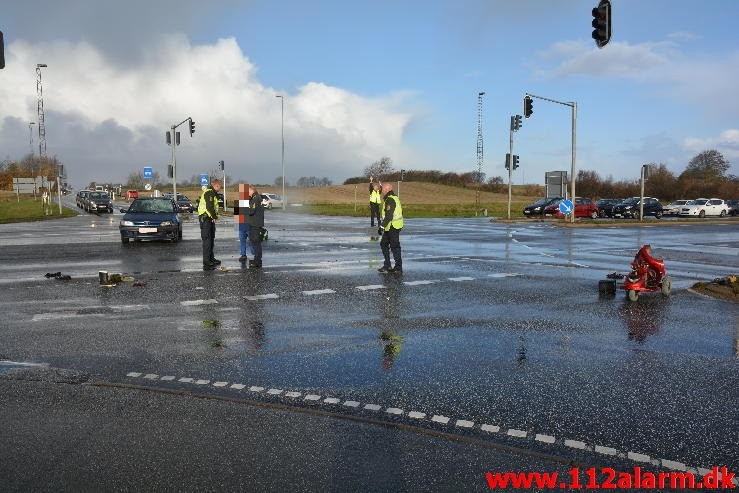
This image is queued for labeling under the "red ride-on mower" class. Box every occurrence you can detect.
[599,245,672,301]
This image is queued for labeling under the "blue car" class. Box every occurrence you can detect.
[119,197,182,244]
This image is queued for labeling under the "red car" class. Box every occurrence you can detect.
[543,197,600,218]
[126,190,139,201]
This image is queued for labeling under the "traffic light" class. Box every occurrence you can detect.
[219,160,225,171]
[592,0,612,49]
[175,132,180,146]
[189,119,196,136]
[505,153,511,170]
[513,155,520,170]
[400,169,405,181]
[166,131,171,145]
[168,165,173,178]
[512,115,522,132]
[523,96,533,118]
[0,31,5,70]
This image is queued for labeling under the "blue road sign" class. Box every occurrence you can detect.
[559,199,574,215]
[200,173,209,186]
[143,167,153,179]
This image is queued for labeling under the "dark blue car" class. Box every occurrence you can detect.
[119,197,182,244]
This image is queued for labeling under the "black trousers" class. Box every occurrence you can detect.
[200,216,216,263]
[249,225,262,261]
[370,203,381,226]
[380,227,401,268]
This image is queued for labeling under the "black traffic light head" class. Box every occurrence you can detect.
[0,31,5,70]
[592,0,612,49]
[523,96,533,118]
[219,160,224,171]
[505,153,511,170]
[513,155,520,170]
[189,119,196,137]
[400,169,405,181]
[513,115,522,131]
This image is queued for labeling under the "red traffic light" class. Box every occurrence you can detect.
[523,96,533,118]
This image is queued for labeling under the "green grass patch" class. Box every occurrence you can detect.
[291,202,528,218]
[0,197,77,223]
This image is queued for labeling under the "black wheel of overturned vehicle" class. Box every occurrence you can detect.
[661,276,672,297]
[598,279,616,296]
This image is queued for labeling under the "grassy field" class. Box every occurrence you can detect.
[185,182,540,218]
[0,191,76,223]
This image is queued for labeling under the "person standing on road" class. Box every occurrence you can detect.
[369,176,382,227]
[378,182,403,274]
[235,184,256,263]
[198,178,222,269]
[246,185,264,269]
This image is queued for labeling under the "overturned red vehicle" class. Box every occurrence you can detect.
[621,245,672,301]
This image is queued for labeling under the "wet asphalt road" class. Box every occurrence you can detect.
[0,201,737,488]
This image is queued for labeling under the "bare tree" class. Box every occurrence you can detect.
[363,156,394,179]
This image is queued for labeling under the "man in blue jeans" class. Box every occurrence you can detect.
[236,183,256,262]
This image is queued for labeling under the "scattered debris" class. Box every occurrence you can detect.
[44,272,71,281]
[691,274,738,302]
[606,272,625,279]
[132,280,147,287]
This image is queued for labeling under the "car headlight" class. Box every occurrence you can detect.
[160,221,173,227]
[533,207,540,211]
[120,220,134,226]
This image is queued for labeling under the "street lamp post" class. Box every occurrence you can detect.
[276,95,285,209]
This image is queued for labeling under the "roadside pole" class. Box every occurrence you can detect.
[507,117,514,220]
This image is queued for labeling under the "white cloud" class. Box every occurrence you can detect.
[0,36,414,186]
[684,130,739,160]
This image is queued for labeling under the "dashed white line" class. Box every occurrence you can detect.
[126,372,142,377]
[343,401,360,408]
[249,386,265,392]
[535,434,556,444]
[364,404,381,411]
[627,451,651,463]
[178,377,194,383]
[481,424,500,433]
[160,375,175,381]
[455,419,474,428]
[386,407,403,415]
[431,415,450,424]
[143,374,158,380]
[323,397,340,404]
[403,280,438,286]
[304,394,321,401]
[213,381,228,387]
[267,388,283,395]
[594,445,618,456]
[194,379,210,385]
[564,439,587,450]
[230,384,246,390]
[356,285,386,291]
[408,411,426,419]
[180,299,218,306]
[507,428,527,438]
[302,289,336,296]
[448,277,474,282]
[244,294,279,301]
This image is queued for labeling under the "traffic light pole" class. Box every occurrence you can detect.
[507,118,514,220]
[525,94,577,223]
[168,116,194,203]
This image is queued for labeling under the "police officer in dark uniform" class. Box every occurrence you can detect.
[198,178,222,269]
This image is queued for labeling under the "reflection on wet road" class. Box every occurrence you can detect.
[0,211,737,477]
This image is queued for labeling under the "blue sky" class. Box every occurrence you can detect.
[1,0,737,187]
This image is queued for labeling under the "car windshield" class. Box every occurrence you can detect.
[529,198,551,207]
[128,199,175,213]
[693,199,709,205]
[90,192,109,200]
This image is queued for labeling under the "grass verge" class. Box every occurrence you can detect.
[0,197,77,223]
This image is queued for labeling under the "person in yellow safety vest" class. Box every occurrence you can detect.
[198,178,222,269]
[377,182,404,274]
[368,176,382,227]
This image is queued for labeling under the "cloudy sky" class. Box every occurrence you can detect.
[1,0,737,188]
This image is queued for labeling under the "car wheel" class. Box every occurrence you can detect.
[121,236,129,244]
[655,211,662,219]
[699,210,705,218]
[178,228,183,240]
[661,276,672,297]
[628,289,639,302]
[590,211,598,219]
[719,210,726,217]
[267,203,272,210]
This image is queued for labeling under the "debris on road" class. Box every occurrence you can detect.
[44,272,71,281]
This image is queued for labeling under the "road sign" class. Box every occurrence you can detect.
[200,173,209,186]
[143,167,153,179]
[144,183,152,191]
[559,199,574,215]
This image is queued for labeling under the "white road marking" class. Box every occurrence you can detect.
[302,289,336,296]
[356,285,385,291]
[181,299,218,306]
[535,434,556,444]
[455,419,474,428]
[160,376,175,381]
[178,377,194,383]
[284,391,301,398]
[403,280,438,286]
[594,445,618,456]
[230,384,246,390]
[507,428,527,438]
[487,273,520,278]
[408,411,426,419]
[386,407,403,415]
[194,379,210,385]
[564,439,587,450]
[431,415,450,424]
[448,277,474,282]
[481,424,500,433]
[364,404,381,411]
[143,374,158,380]
[627,451,651,463]
[213,381,228,387]
[244,294,279,301]
[126,372,142,377]
[661,459,687,471]
[249,386,265,392]
[323,397,340,404]
[267,388,283,395]
[304,394,321,401]
[343,401,360,408]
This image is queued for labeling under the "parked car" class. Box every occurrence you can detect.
[261,193,283,210]
[76,190,91,209]
[612,197,663,218]
[86,191,113,213]
[551,197,600,218]
[119,197,182,244]
[662,199,690,216]
[726,199,739,216]
[126,190,139,201]
[595,198,621,217]
[523,197,563,217]
[678,198,729,218]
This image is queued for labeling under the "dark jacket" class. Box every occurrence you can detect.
[246,192,264,227]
